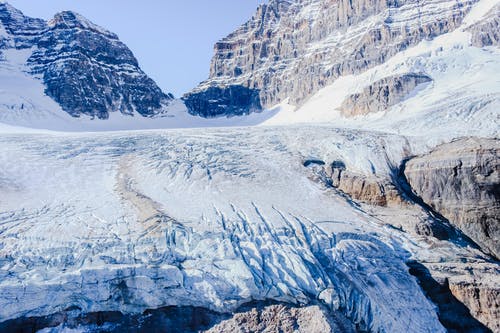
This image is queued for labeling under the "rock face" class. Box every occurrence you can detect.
[185,0,477,116]
[0,3,172,119]
[307,159,456,240]
[0,2,45,48]
[449,281,500,332]
[323,160,402,207]
[0,302,357,333]
[404,138,500,259]
[409,261,499,333]
[0,306,225,333]
[339,73,432,116]
[467,4,500,47]
[183,85,261,118]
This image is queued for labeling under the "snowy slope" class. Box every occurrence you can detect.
[0,49,67,125]
[264,0,500,141]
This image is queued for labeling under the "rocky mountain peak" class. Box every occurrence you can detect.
[48,11,118,39]
[0,2,23,23]
[0,2,22,21]
[258,0,294,20]
[0,3,173,119]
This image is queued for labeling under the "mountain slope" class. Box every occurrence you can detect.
[184,0,499,123]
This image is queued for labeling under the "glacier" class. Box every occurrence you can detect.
[1,125,495,332]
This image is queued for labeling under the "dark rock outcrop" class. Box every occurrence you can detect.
[340,73,432,116]
[404,138,500,259]
[183,85,261,118]
[0,4,172,119]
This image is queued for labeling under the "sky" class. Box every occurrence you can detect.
[7,1,266,97]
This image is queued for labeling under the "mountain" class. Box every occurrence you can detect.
[184,0,499,122]
[0,3,172,120]
[0,0,499,332]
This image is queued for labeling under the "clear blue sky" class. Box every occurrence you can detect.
[7,1,266,97]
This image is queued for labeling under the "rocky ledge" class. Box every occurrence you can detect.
[305,158,456,240]
[321,160,402,207]
[207,303,357,333]
[0,302,357,333]
[339,73,433,116]
[467,4,500,47]
[412,261,500,333]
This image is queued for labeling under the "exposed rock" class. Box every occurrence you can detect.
[412,216,454,240]
[322,160,403,207]
[340,73,432,116]
[0,306,224,333]
[0,3,45,49]
[303,158,326,167]
[467,4,500,47]
[0,302,358,333]
[206,303,357,333]
[404,137,500,258]
[185,0,477,116]
[450,282,499,333]
[183,85,261,118]
[411,261,500,333]
[0,4,172,119]
[310,159,455,240]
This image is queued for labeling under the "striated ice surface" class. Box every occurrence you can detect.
[0,126,448,332]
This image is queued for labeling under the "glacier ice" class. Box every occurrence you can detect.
[0,127,451,332]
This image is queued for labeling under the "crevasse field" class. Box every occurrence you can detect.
[0,125,495,332]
